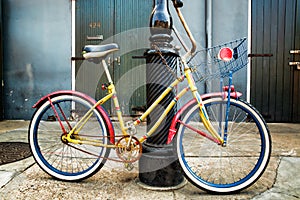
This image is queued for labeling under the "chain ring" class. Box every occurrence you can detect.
[116,135,142,163]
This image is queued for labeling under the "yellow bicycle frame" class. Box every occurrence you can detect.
[63,58,224,147]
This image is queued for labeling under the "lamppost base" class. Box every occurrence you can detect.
[136,178,187,191]
[138,143,185,188]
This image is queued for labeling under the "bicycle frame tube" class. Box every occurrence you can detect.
[63,65,223,147]
[66,59,128,143]
[223,71,233,145]
[133,67,222,145]
[70,92,113,134]
[131,76,184,143]
[137,81,189,143]
[63,92,114,144]
[71,74,185,145]
[65,72,190,145]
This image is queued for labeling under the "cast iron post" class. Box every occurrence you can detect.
[138,0,184,189]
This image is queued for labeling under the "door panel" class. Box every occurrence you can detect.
[75,0,115,113]
[251,0,300,122]
[113,0,152,115]
[0,0,2,120]
[292,0,300,121]
[75,0,152,115]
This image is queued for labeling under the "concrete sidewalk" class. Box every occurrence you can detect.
[0,121,299,199]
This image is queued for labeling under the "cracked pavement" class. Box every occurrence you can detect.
[0,121,299,199]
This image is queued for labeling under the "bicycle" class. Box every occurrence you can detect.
[28,1,271,194]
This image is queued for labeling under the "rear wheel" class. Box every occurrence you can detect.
[176,98,271,193]
[29,94,111,181]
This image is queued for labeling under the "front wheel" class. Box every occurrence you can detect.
[176,98,271,193]
[28,94,111,181]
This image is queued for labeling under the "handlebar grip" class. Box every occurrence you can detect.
[172,0,183,8]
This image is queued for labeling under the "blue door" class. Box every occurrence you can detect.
[2,0,72,119]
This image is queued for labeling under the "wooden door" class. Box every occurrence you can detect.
[74,0,115,114]
[292,1,300,121]
[0,0,2,120]
[251,0,300,122]
[74,0,152,116]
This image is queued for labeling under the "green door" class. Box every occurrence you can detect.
[74,0,152,116]
[292,0,300,122]
[0,0,2,120]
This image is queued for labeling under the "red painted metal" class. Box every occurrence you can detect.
[32,90,115,144]
[177,120,222,144]
[166,91,242,144]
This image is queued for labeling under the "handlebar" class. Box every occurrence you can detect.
[171,0,197,59]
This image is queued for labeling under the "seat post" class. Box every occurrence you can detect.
[101,58,127,134]
[101,59,113,84]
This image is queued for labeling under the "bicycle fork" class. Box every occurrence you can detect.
[185,70,225,146]
[221,71,234,146]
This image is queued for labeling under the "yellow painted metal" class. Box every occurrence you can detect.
[133,78,182,126]
[185,69,224,144]
[62,135,116,148]
[69,92,113,136]
[139,86,189,142]
[65,60,224,147]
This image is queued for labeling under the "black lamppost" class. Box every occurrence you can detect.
[138,0,184,189]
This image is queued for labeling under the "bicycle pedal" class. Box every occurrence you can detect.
[124,163,134,171]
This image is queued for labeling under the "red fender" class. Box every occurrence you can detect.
[33,90,115,144]
[166,91,242,144]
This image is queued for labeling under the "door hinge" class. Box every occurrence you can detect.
[289,50,300,70]
[289,62,300,70]
[290,50,300,54]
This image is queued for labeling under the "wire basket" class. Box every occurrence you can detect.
[188,38,248,82]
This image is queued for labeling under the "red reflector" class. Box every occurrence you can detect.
[218,47,233,61]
